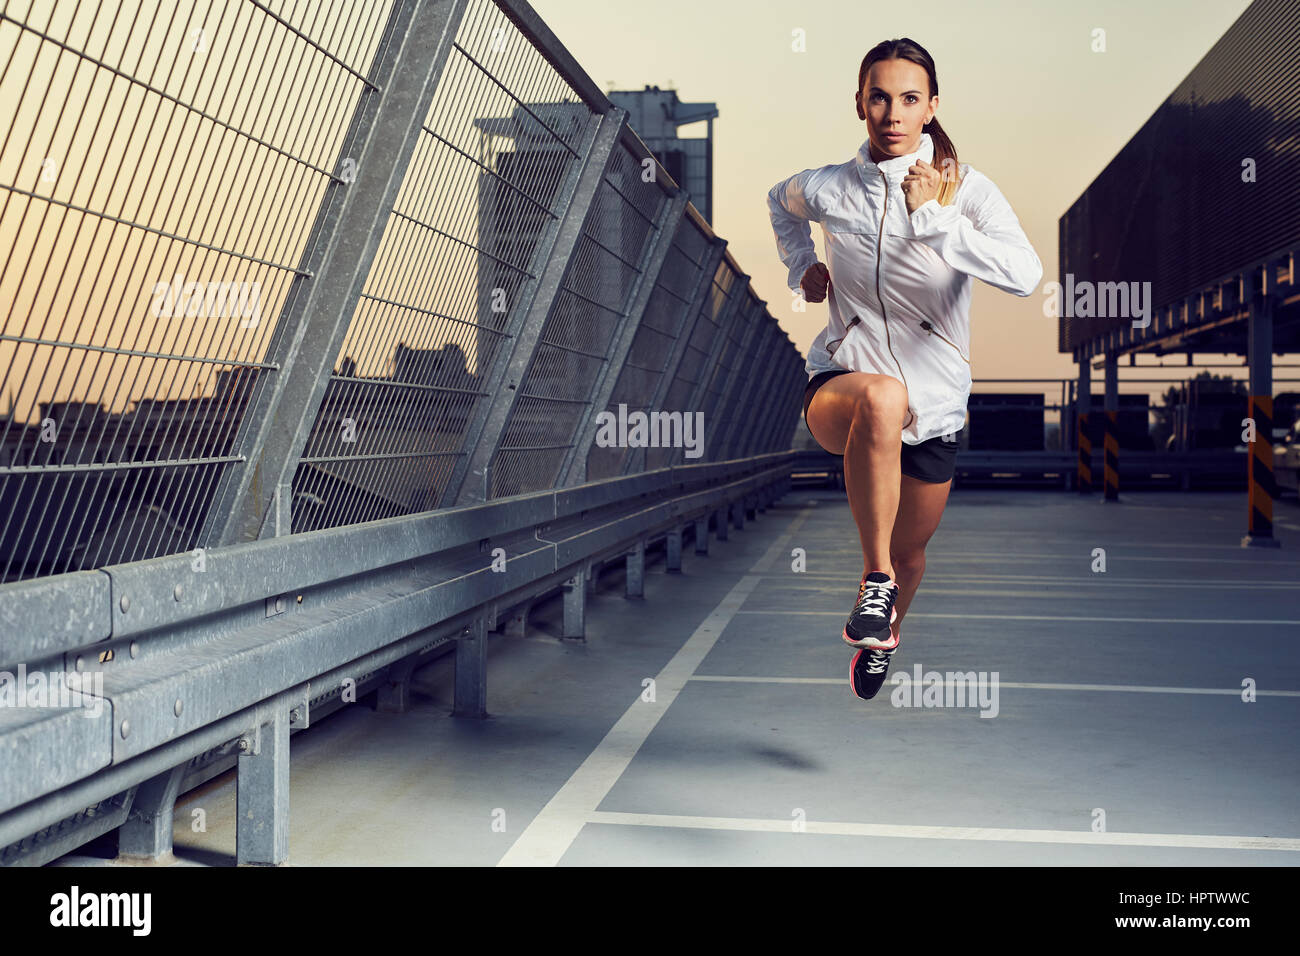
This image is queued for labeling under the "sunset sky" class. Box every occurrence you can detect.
[533,0,1258,395]
[0,0,1271,428]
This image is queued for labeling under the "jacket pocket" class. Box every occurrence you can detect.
[916,319,970,364]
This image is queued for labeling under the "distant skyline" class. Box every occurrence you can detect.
[0,0,1277,427]
[532,0,1258,394]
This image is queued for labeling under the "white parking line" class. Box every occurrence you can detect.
[584,811,1300,852]
[689,675,1300,696]
[746,586,1297,600]
[496,507,813,867]
[734,610,1300,625]
[760,572,1300,588]
[801,550,1300,565]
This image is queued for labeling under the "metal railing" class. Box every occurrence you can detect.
[0,0,803,865]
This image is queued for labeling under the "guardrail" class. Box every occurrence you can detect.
[0,451,792,865]
[0,0,805,865]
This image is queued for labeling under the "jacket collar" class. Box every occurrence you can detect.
[856,131,934,184]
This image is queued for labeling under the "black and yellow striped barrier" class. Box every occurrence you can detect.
[1077,412,1092,493]
[1103,410,1119,501]
[1246,395,1276,543]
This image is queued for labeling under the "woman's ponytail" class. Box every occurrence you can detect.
[923,116,960,206]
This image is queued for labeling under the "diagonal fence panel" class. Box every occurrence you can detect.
[285,0,601,531]
[643,253,741,471]
[483,129,670,498]
[0,0,402,581]
[1,0,804,581]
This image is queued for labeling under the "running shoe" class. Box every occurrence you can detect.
[842,571,899,649]
[850,642,897,700]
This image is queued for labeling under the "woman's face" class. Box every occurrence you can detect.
[858,59,938,157]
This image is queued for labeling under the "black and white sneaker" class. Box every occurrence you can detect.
[850,644,896,700]
[842,571,899,649]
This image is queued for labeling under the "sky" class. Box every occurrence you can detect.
[533,0,1257,395]
[0,0,1266,427]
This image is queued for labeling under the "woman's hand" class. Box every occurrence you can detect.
[800,262,831,303]
[902,158,942,214]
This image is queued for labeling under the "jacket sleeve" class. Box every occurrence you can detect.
[905,169,1043,296]
[767,168,825,291]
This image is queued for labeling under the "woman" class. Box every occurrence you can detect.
[767,38,1042,700]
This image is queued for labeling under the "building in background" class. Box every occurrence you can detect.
[608,85,717,224]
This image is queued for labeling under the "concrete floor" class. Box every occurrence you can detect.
[55,488,1300,865]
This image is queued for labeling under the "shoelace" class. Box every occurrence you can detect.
[861,649,890,675]
[853,580,895,619]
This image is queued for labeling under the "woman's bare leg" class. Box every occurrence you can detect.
[888,473,953,641]
[804,372,910,580]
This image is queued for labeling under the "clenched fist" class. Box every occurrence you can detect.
[800,262,831,303]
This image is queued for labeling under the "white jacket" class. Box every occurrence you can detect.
[768,132,1043,444]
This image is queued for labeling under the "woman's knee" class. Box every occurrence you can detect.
[851,376,908,436]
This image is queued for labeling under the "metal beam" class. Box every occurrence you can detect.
[236,707,290,865]
[718,319,777,459]
[623,235,727,474]
[116,764,185,862]
[744,327,788,457]
[679,273,748,464]
[755,347,801,453]
[560,191,689,485]
[698,290,756,462]
[203,0,470,545]
[447,108,630,505]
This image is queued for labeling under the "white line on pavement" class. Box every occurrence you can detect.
[495,506,813,867]
[733,611,1300,625]
[688,675,1300,696]
[758,572,1300,588]
[584,811,1300,852]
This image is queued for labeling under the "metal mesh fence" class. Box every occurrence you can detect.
[645,255,737,470]
[290,0,594,531]
[487,136,667,498]
[0,0,392,581]
[0,0,803,581]
[585,212,711,479]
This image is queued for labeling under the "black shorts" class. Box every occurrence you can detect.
[802,368,959,484]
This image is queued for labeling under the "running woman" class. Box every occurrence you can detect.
[767,38,1043,700]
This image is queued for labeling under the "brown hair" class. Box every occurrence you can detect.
[856,38,961,206]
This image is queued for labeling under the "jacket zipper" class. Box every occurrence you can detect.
[876,170,913,428]
[919,320,971,365]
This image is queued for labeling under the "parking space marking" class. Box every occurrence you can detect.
[584,811,1300,851]
[496,507,813,867]
[689,675,1300,696]
[734,610,1300,625]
